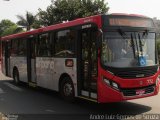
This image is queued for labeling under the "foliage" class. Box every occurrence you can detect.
[0,19,23,37]
[17,11,37,30]
[1,25,23,37]
[0,19,15,35]
[37,0,109,26]
[37,5,59,26]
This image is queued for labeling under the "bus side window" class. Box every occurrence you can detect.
[2,41,5,56]
[49,32,54,56]
[18,38,27,56]
[37,33,51,57]
[55,29,75,57]
[11,39,18,56]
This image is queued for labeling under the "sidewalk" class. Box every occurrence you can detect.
[0,64,12,81]
[0,71,12,80]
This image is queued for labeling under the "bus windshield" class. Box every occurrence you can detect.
[101,31,156,68]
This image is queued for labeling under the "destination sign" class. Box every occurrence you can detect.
[109,18,154,28]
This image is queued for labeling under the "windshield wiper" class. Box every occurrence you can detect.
[131,33,136,58]
[143,30,149,36]
[138,30,149,56]
[118,29,138,58]
[138,33,143,56]
[118,28,126,39]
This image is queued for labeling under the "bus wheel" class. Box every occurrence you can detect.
[13,69,20,84]
[60,77,75,101]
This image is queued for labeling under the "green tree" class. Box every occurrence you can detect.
[37,0,109,26]
[53,0,109,21]
[17,11,37,31]
[1,25,23,37]
[37,5,59,26]
[0,19,23,37]
[0,19,15,35]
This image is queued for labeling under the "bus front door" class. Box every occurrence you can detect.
[78,27,98,100]
[27,36,36,86]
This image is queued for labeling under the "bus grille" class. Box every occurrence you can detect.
[121,85,155,97]
[115,68,157,79]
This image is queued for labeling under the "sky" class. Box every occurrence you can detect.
[107,0,160,19]
[0,0,160,23]
[0,0,51,22]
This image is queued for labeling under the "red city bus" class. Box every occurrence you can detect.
[1,14,159,103]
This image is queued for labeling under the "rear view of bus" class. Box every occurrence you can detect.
[98,14,159,102]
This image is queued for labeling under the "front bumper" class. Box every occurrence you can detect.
[97,79,159,103]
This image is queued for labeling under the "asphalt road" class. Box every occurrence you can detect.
[0,71,160,120]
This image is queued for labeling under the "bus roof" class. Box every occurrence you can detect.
[1,14,102,41]
[1,13,151,41]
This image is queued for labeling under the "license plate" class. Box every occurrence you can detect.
[136,89,145,95]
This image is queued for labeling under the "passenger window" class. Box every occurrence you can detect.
[10,38,27,56]
[37,33,51,57]
[11,39,18,56]
[18,38,27,56]
[55,29,75,57]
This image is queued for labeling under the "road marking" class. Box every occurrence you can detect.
[45,109,55,113]
[3,82,23,91]
[0,88,5,94]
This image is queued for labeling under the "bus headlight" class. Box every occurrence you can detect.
[156,75,160,86]
[112,82,119,90]
[103,78,111,86]
[103,77,119,91]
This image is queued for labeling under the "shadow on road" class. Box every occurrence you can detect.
[13,80,152,115]
[0,79,152,120]
[75,99,151,115]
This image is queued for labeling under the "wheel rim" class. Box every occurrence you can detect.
[63,83,73,96]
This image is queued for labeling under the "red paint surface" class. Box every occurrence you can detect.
[97,58,159,103]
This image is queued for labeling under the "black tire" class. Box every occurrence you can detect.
[13,69,20,85]
[60,77,75,101]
